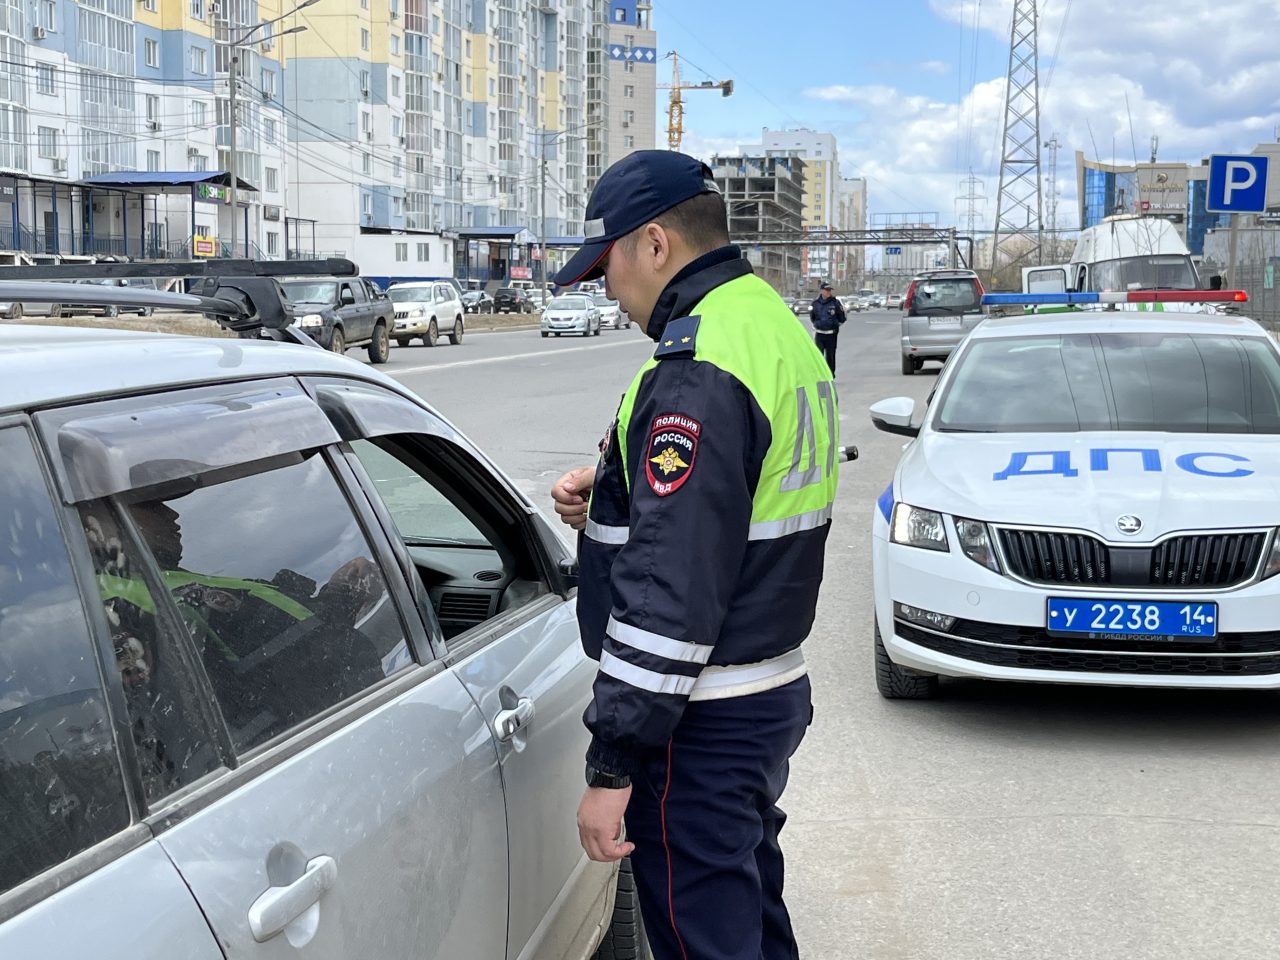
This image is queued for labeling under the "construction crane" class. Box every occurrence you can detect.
[657,51,733,152]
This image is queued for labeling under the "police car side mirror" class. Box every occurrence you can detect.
[557,558,579,591]
[870,397,919,438]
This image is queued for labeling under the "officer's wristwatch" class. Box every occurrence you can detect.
[585,763,631,790]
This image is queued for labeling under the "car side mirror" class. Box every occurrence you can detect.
[870,397,919,437]
[557,557,579,591]
[340,291,356,306]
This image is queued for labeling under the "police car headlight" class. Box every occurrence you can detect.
[955,518,1000,572]
[298,313,324,328]
[1263,531,1280,580]
[890,504,948,552]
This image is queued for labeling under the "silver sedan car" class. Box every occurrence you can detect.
[0,269,641,960]
[540,294,601,337]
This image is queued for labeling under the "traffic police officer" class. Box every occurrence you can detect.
[550,150,839,960]
[809,281,846,374]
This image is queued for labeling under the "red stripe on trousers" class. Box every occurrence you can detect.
[661,737,690,960]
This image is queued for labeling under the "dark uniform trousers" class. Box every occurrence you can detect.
[813,331,838,374]
[626,677,813,960]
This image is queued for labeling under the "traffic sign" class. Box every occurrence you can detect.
[885,246,903,255]
[1207,154,1269,214]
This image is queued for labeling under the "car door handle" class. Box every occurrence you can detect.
[247,855,338,943]
[494,697,536,742]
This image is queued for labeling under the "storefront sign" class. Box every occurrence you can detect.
[192,235,217,257]
[510,266,532,279]
[194,183,228,203]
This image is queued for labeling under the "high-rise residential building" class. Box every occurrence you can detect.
[758,127,838,281]
[604,0,654,160]
[0,0,291,260]
[835,176,867,286]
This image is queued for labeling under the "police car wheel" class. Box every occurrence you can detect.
[593,857,650,960]
[874,621,939,699]
[901,355,915,376]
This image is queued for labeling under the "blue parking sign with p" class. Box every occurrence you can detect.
[1207,154,1269,213]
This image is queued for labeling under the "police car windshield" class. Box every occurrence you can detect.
[1089,255,1198,291]
[281,280,337,304]
[936,333,1280,434]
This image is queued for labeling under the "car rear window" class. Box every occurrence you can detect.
[936,333,1280,433]
[496,288,518,296]
[909,278,980,315]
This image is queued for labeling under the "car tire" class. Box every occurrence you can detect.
[7,303,21,320]
[541,332,549,338]
[901,355,915,376]
[330,327,346,355]
[50,304,62,319]
[875,621,939,700]
[138,306,154,318]
[424,319,439,347]
[592,858,650,960]
[448,317,463,345]
[105,305,119,318]
[367,322,390,364]
[396,337,411,348]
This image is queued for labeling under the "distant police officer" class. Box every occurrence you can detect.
[549,150,839,960]
[809,281,846,374]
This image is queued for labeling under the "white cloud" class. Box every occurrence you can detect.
[918,60,951,75]
[798,0,1280,228]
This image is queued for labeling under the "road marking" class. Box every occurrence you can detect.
[390,337,648,376]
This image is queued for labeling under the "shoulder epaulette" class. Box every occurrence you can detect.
[654,315,700,359]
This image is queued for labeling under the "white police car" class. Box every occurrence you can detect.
[870,290,1280,698]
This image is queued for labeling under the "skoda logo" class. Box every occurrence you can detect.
[1116,515,1143,536]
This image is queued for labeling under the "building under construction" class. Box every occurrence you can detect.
[711,154,806,293]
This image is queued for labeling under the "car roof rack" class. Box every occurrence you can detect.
[0,257,358,343]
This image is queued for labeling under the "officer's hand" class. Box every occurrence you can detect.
[550,466,596,531]
[577,785,635,862]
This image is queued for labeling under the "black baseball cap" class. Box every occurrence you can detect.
[820,281,834,290]
[554,150,722,286]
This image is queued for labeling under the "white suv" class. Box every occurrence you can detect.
[387,281,465,347]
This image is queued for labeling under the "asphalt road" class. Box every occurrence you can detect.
[389,309,1280,960]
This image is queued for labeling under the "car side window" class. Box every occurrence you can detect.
[0,426,131,896]
[78,502,226,807]
[349,437,551,643]
[120,451,413,755]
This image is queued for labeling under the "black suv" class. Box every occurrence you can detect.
[493,287,534,314]
[279,276,394,363]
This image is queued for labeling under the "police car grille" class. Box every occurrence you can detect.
[1150,533,1265,587]
[999,529,1110,584]
[998,529,1264,589]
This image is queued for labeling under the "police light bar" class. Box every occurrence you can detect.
[982,290,1249,306]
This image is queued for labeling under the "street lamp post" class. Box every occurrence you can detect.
[222,0,317,259]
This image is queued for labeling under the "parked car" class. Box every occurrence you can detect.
[540,294,601,337]
[461,290,494,314]
[280,276,393,363]
[494,287,536,313]
[593,293,628,329]
[387,281,465,347]
[900,268,986,375]
[0,263,641,960]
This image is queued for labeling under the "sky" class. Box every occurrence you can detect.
[651,0,1280,236]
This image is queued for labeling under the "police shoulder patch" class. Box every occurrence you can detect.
[645,413,701,496]
[654,315,700,359]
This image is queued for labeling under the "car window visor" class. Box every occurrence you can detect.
[35,379,340,503]
[0,257,357,340]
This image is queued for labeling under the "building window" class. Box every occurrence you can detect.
[395,242,408,261]
[142,0,156,10]
[266,231,279,256]
[191,153,207,172]
[360,28,369,51]
[362,152,371,174]
[465,73,471,93]
[191,99,207,126]
[391,34,400,56]
[465,38,471,57]
[392,115,402,138]
[190,0,204,18]
[623,135,634,149]
[391,73,400,97]
[393,157,401,177]
[146,94,160,120]
[265,167,278,192]
[623,110,635,124]
[361,111,371,135]
[190,46,207,75]
[443,245,449,262]
[362,193,372,216]
[389,0,398,15]
[146,148,160,171]
[488,78,495,97]
[488,44,494,62]
[361,0,369,8]
[36,64,54,95]
[144,38,159,67]
[624,84,634,98]
[263,116,276,143]
[40,0,55,30]
[624,60,634,73]
[417,243,429,260]
[392,197,403,217]
[261,69,275,99]
[615,7,625,20]
[37,126,58,159]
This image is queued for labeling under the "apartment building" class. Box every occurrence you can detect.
[604,0,654,159]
